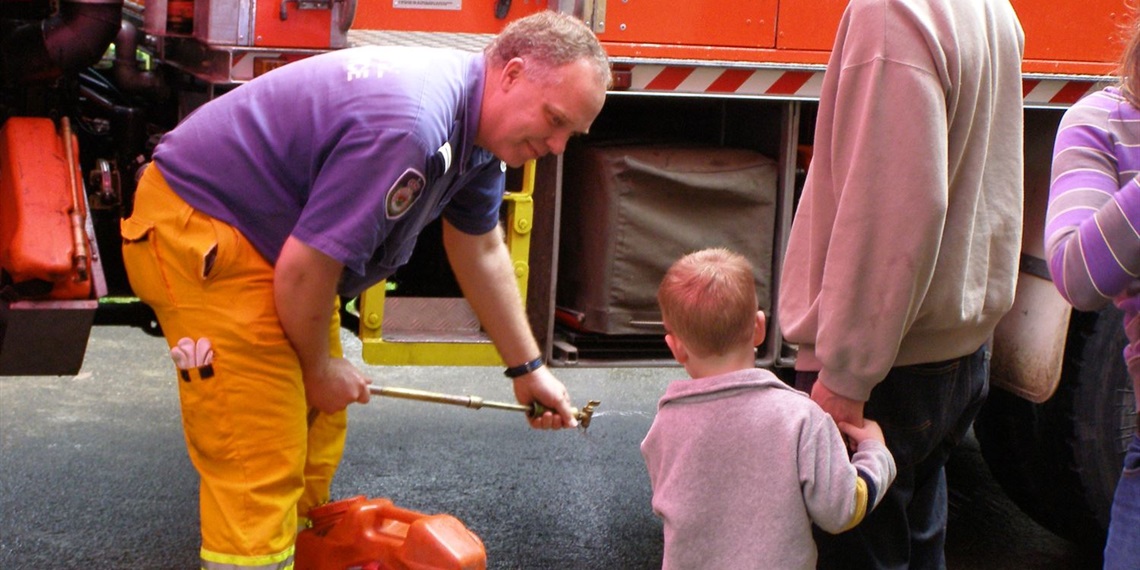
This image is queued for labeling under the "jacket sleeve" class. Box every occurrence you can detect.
[801,414,897,534]
[1045,91,1140,310]
[812,56,950,401]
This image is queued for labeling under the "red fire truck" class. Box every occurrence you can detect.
[0,0,1132,551]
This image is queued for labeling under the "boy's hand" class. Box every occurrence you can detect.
[838,418,886,450]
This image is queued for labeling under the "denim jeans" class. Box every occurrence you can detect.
[1104,431,1140,570]
[796,345,990,570]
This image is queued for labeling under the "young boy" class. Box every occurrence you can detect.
[641,248,896,569]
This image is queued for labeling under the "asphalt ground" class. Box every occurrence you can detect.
[0,323,1104,569]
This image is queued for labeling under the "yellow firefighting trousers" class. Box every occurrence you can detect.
[121,164,347,569]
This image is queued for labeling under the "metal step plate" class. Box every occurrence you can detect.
[382,297,492,344]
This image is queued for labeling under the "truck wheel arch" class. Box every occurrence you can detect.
[976,305,1134,550]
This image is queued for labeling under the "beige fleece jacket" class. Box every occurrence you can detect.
[778,0,1025,400]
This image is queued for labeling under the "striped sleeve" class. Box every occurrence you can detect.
[802,417,896,535]
[1046,89,1140,310]
[838,439,896,532]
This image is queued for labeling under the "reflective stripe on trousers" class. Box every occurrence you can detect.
[201,545,294,570]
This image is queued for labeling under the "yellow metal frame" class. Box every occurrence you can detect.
[358,160,536,366]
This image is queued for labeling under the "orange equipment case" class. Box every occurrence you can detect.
[0,117,92,301]
[0,117,102,376]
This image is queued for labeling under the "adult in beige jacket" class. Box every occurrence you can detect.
[778,0,1024,568]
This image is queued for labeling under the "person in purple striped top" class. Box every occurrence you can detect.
[1045,15,1140,568]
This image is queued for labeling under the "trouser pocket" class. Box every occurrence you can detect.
[121,185,228,314]
[121,216,176,309]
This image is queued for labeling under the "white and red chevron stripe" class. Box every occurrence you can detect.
[620,64,825,99]
[616,63,1113,107]
[1022,77,1110,106]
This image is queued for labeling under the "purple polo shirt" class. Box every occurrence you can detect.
[152,46,504,297]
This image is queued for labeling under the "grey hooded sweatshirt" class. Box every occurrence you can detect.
[641,368,896,569]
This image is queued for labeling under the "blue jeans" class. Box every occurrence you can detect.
[1104,431,1140,570]
[796,345,990,570]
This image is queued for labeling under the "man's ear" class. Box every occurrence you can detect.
[753,310,767,347]
[499,57,525,90]
[665,332,688,364]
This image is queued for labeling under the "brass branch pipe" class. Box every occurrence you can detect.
[367,385,600,428]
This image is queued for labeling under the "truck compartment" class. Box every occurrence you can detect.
[551,96,792,364]
[557,143,778,335]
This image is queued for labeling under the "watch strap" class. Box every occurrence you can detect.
[504,356,544,379]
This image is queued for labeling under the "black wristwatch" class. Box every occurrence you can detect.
[504,356,544,379]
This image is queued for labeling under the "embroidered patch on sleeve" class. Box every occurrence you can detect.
[385,168,426,220]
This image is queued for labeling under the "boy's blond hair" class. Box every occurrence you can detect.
[657,248,758,358]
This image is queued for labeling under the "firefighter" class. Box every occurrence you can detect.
[779,0,1025,568]
[120,11,609,570]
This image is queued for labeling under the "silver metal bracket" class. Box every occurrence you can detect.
[554,0,606,34]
